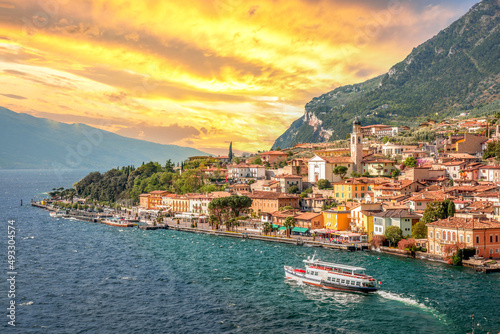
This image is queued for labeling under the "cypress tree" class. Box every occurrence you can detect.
[228,141,233,162]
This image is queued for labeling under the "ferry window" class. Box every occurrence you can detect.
[341,279,345,284]
[356,282,360,286]
[336,278,340,283]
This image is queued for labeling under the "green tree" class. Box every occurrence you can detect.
[421,200,451,225]
[391,169,401,179]
[283,216,295,238]
[300,187,313,198]
[385,225,404,247]
[227,195,252,218]
[444,198,455,218]
[411,220,428,239]
[252,157,263,165]
[164,159,175,173]
[382,136,390,144]
[287,185,299,194]
[333,166,348,179]
[404,156,417,168]
[317,179,331,189]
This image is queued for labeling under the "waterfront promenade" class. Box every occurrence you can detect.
[32,201,367,252]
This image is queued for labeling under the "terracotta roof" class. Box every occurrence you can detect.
[250,191,299,199]
[427,217,500,229]
[149,190,170,195]
[139,193,150,197]
[372,209,420,219]
[443,161,466,166]
[271,210,299,218]
[295,212,322,220]
[322,156,353,164]
[362,158,395,163]
[260,151,287,155]
[407,190,447,202]
[275,174,303,179]
[479,165,500,170]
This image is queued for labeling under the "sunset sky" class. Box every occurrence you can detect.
[0,0,478,155]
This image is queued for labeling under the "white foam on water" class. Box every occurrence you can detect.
[19,301,34,306]
[377,290,433,312]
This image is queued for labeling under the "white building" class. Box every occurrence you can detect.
[227,163,266,180]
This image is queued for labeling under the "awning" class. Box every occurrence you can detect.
[292,227,309,233]
[272,224,279,229]
[278,226,287,231]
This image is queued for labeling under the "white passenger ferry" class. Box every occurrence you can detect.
[284,254,379,293]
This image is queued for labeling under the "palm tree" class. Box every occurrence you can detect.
[283,216,295,238]
[262,221,272,235]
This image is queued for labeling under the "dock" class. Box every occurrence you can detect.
[32,201,368,253]
[139,225,169,230]
[165,224,364,251]
[463,258,500,273]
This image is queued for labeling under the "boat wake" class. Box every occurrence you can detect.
[377,290,433,311]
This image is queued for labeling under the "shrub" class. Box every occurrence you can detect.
[370,235,386,248]
[398,238,417,251]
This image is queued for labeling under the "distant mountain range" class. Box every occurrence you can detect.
[273,0,500,149]
[0,107,209,169]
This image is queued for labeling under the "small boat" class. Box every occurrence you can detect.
[284,253,379,293]
[49,210,66,218]
[102,217,136,227]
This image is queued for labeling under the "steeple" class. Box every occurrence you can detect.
[351,117,363,174]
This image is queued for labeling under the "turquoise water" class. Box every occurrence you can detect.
[1,169,499,333]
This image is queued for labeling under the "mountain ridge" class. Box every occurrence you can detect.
[272,0,500,149]
[0,107,210,169]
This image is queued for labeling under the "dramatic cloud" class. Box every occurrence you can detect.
[0,0,478,153]
[1,93,26,99]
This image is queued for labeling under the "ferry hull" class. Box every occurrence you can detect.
[285,266,378,294]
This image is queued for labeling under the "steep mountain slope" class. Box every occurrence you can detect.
[0,107,209,169]
[273,0,500,149]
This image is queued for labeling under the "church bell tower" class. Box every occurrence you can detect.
[351,117,363,174]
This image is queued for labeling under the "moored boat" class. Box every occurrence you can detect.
[49,210,67,218]
[284,253,379,293]
[102,217,136,227]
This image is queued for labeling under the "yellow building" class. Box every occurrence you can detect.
[332,178,376,201]
[139,194,151,209]
[350,203,383,241]
[322,208,351,231]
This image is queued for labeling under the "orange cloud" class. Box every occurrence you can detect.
[0,0,477,153]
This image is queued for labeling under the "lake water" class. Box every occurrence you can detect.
[0,169,499,333]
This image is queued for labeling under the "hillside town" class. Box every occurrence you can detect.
[120,116,500,265]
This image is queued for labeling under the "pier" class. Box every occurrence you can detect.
[32,201,367,252]
[463,258,500,273]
